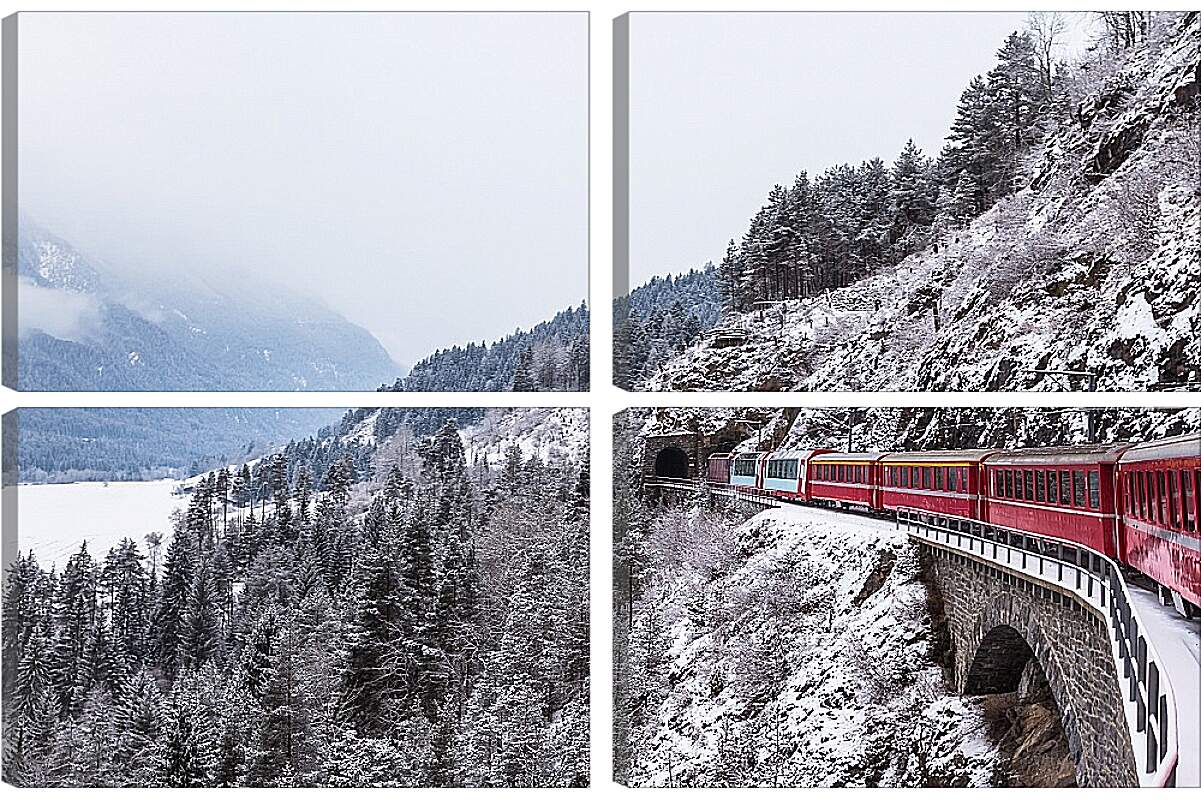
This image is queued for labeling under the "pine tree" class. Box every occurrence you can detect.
[51,543,98,717]
[115,669,167,786]
[152,532,195,680]
[888,140,935,258]
[181,561,223,669]
[511,348,535,391]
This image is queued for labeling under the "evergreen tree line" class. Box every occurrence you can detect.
[718,26,1057,314]
[15,409,338,485]
[394,303,589,392]
[615,265,720,390]
[3,419,589,787]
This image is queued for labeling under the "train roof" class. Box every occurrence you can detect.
[707,452,733,460]
[880,449,997,464]
[1118,433,1200,464]
[811,451,884,463]
[732,451,768,460]
[983,443,1132,466]
[765,448,830,461]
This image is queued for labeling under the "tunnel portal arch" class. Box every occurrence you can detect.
[654,447,690,479]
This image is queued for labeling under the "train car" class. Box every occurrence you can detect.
[880,449,996,518]
[761,448,833,500]
[730,452,768,489]
[707,453,733,485]
[810,451,884,510]
[1116,433,1200,610]
[981,444,1130,557]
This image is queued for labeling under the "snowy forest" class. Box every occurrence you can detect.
[3,411,589,787]
[623,11,1198,391]
[615,266,720,389]
[394,303,589,392]
[713,11,1168,310]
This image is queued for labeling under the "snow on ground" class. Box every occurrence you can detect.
[460,408,588,468]
[1127,583,1201,787]
[15,479,186,568]
[627,502,999,787]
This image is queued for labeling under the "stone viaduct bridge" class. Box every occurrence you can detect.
[642,448,1190,788]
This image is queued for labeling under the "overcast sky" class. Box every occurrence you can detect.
[19,12,587,367]
[628,11,1095,286]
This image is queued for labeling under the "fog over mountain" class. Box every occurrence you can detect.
[16,12,587,368]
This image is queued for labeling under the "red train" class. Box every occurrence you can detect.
[706,433,1201,613]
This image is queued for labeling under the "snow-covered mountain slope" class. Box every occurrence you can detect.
[12,219,400,391]
[646,18,1199,392]
[621,503,1003,787]
[460,407,588,467]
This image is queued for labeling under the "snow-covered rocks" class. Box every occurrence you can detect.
[621,503,1002,787]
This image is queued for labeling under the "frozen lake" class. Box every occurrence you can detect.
[14,479,186,567]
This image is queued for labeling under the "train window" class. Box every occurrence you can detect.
[1035,470,1045,502]
[768,459,797,481]
[910,466,918,487]
[1167,471,1179,529]
[1088,471,1100,510]
[1072,470,1086,507]
[935,468,944,490]
[1184,471,1196,532]
[1024,470,1034,500]
[1137,472,1147,518]
[948,468,958,492]
[1004,470,1014,498]
[856,465,864,483]
[1015,470,1024,499]
[1048,470,1058,503]
[1152,468,1162,523]
[1060,471,1071,505]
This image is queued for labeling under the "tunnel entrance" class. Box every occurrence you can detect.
[654,447,689,479]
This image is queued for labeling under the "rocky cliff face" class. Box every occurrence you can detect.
[647,16,1199,393]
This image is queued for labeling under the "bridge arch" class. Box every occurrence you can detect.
[926,551,1138,787]
[653,447,690,479]
[964,623,1036,694]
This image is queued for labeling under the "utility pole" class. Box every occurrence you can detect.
[846,409,862,452]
